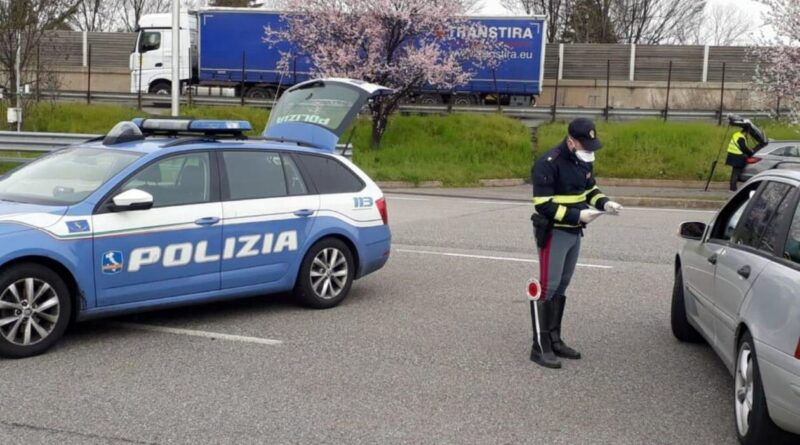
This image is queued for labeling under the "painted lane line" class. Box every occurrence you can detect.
[395,249,612,269]
[112,322,283,345]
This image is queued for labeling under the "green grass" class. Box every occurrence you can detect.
[4,102,800,184]
[537,120,800,182]
[351,113,532,186]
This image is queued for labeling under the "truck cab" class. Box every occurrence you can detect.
[130,13,197,94]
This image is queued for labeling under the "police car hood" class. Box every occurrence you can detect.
[0,201,67,235]
[263,78,392,152]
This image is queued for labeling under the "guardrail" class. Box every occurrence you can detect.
[36,90,775,122]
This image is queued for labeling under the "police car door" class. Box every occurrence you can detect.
[92,151,223,306]
[219,150,318,289]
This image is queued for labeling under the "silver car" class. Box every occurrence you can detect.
[673,170,800,444]
[741,141,800,182]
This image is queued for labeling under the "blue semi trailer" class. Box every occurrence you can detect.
[131,9,546,106]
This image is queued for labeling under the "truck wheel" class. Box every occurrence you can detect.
[294,238,354,309]
[245,86,275,100]
[0,263,72,358]
[453,95,476,106]
[418,94,443,105]
[531,96,537,107]
[671,266,703,343]
[149,81,171,95]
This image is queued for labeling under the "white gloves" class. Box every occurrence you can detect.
[604,201,623,215]
[580,209,603,224]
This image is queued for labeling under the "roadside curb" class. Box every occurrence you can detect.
[385,190,726,210]
[378,178,729,190]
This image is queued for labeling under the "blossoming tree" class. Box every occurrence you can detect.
[753,0,800,123]
[265,0,506,148]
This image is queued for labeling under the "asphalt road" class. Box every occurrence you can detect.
[0,194,741,444]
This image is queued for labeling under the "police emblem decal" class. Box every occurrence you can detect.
[102,251,124,274]
[66,220,90,233]
[589,129,596,139]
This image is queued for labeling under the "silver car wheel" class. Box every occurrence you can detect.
[735,342,754,437]
[310,248,348,300]
[0,278,60,346]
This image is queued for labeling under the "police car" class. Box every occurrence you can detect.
[0,78,392,358]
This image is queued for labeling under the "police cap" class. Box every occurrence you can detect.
[568,118,602,152]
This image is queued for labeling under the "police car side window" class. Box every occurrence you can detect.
[281,154,308,196]
[296,154,364,194]
[121,153,211,208]
[223,151,288,200]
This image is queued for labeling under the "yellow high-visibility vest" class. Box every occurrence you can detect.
[728,131,746,155]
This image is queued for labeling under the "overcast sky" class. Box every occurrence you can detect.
[477,0,774,43]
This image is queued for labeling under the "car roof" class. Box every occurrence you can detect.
[77,137,341,157]
[753,169,800,183]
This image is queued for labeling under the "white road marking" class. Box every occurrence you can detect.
[112,322,283,345]
[386,193,718,212]
[386,196,429,201]
[395,248,613,269]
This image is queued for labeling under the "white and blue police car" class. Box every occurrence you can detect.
[0,78,392,358]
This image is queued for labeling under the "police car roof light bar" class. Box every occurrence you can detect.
[130,118,252,138]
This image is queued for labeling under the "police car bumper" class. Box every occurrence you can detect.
[356,227,391,279]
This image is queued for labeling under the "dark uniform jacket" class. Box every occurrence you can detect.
[531,140,610,233]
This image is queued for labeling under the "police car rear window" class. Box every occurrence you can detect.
[296,154,364,194]
[223,151,309,200]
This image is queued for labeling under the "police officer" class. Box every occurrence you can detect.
[529,118,622,369]
[726,127,754,191]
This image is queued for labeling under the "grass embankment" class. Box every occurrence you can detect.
[537,120,800,182]
[3,102,799,184]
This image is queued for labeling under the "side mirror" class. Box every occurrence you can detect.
[110,189,153,212]
[679,221,707,241]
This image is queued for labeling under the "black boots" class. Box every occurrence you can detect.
[550,295,581,360]
[530,300,561,368]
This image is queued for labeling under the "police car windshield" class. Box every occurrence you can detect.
[267,82,361,134]
[0,147,141,206]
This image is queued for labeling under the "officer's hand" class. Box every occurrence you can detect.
[580,209,603,224]
[604,201,623,215]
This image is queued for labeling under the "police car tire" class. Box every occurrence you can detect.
[0,264,71,359]
[671,266,703,343]
[295,238,354,309]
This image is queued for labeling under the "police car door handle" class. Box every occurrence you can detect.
[194,217,220,226]
[708,253,718,265]
[293,209,314,217]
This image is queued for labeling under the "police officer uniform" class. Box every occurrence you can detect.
[529,118,618,369]
[726,130,753,191]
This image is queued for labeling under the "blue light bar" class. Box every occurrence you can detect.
[130,118,253,135]
[189,120,252,132]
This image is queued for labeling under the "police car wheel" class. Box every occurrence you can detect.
[670,266,703,343]
[295,238,354,309]
[0,264,71,358]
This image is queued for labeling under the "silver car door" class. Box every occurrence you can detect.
[713,181,796,368]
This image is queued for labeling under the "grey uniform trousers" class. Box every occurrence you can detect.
[537,228,581,301]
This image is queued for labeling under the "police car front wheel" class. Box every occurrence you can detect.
[0,264,71,358]
[295,239,354,309]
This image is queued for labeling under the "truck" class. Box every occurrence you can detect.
[130,9,546,106]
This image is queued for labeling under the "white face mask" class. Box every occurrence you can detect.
[575,150,595,163]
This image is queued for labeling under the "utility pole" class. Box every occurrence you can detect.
[15,31,21,132]
[171,0,180,116]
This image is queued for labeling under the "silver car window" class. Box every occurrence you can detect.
[736,182,792,249]
[784,207,800,263]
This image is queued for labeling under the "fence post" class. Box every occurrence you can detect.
[551,74,559,122]
[86,44,92,105]
[137,51,143,110]
[82,31,88,67]
[717,62,726,125]
[629,44,636,81]
[702,45,710,83]
[664,60,673,121]
[35,46,40,103]
[604,59,610,121]
[240,51,246,106]
[557,43,564,81]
